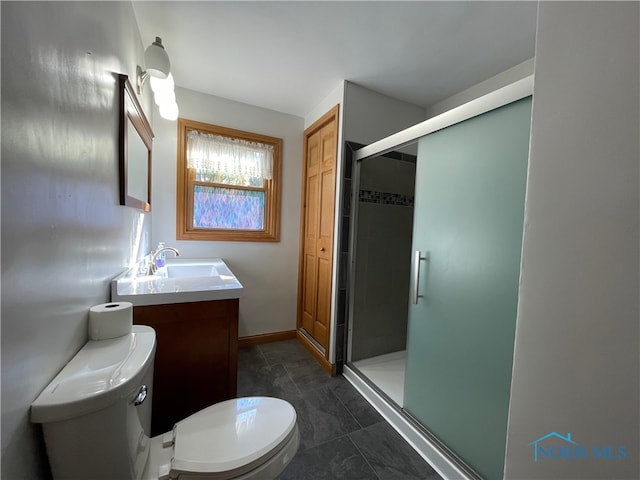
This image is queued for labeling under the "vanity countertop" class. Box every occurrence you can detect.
[111,258,243,306]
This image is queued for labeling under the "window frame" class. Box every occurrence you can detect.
[177,118,282,242]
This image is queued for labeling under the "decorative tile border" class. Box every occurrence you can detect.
[359,189,414,207]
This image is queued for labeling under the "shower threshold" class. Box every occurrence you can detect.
[351,350,406,405]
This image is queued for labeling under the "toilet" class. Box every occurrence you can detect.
[31,325,299,480]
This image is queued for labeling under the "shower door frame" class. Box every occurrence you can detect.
[343,75,534,480]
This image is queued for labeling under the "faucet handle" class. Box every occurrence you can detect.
[137,257,149,276]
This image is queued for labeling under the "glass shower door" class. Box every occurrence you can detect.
[403,97,532,480]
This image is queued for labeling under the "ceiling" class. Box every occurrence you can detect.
[132,1,538,118]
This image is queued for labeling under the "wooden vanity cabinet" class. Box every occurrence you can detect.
[133,298,238,436]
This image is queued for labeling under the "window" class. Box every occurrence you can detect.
[177,118,282,241]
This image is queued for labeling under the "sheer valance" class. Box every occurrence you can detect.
[187,130,274,181]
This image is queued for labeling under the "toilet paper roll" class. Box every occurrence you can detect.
[89,302,133,340]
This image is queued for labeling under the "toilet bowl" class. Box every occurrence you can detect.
[31,325,299,480]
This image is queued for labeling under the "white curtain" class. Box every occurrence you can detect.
[187,130,273,180]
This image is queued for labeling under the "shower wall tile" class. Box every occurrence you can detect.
[340,214,350,253]
[351,202,413,361]
[339,252,348,289]
[359,189,414,207]
[342,178,352,216]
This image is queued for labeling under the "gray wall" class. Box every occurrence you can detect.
[505,2,639,479]
[1,2,150,477]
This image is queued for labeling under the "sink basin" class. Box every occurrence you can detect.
[111,258,243,306]
[160,263,219,279]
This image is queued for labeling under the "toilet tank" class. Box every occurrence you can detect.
[31,325,156,480]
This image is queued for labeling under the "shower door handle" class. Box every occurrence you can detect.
[412,250,428,304]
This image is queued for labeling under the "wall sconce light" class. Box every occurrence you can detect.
[137,36,179,121]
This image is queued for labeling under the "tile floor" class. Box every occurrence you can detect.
[237,339,441,480]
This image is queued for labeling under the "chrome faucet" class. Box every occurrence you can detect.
[148,246,180,275]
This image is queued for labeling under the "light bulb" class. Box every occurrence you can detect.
[159,101,179,121]
[154,88,176,107]
[150,72,175,94]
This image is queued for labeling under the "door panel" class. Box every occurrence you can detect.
[301,132,320,334]
[404,97,532,480]
[315,256,331,346]
[319,168,335,248]
[301,252,315,332]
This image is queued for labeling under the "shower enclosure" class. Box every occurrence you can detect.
[342,80,533,480]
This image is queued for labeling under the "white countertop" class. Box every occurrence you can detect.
[111,258,243,306]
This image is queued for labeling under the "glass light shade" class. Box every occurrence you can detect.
[159,101,179,121]
[144,37,170,78]
[154,88,176,107]
[150,72,175,94]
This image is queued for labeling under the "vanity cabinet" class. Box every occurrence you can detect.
[133,298,238,436]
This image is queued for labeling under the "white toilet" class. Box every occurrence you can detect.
[31,325,299,480]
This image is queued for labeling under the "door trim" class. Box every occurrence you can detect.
[297,330,336,375]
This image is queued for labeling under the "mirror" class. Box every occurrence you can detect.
[119,74,153,211]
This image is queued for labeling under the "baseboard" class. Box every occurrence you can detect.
[296,330,336,376]
[238,330,296,348]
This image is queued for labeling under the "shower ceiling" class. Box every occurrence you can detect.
[132,1,538,118]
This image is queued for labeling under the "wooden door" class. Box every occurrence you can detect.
[298,105,339,358]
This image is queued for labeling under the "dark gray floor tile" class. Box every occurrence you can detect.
[259,339,311,365]
[239,339,442,479]
[330,376,385,428]
[350,422,441,479]
[288,387,361,450]
[237,363,301,401]
[238,345,267,371]
[284,357,339,393]
[279,435,378,480]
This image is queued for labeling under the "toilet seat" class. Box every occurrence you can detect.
[150,396,298,480]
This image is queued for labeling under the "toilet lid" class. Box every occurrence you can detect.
[170,397,297,478]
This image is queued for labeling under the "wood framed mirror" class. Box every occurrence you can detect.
[119,73,153,211]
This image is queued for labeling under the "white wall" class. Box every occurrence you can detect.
[425,58,535,120]
[505,2,639,479]
[151,87,304,337]
[343,81,426,145]
[1,2,150,478]
[304,81,345,130]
